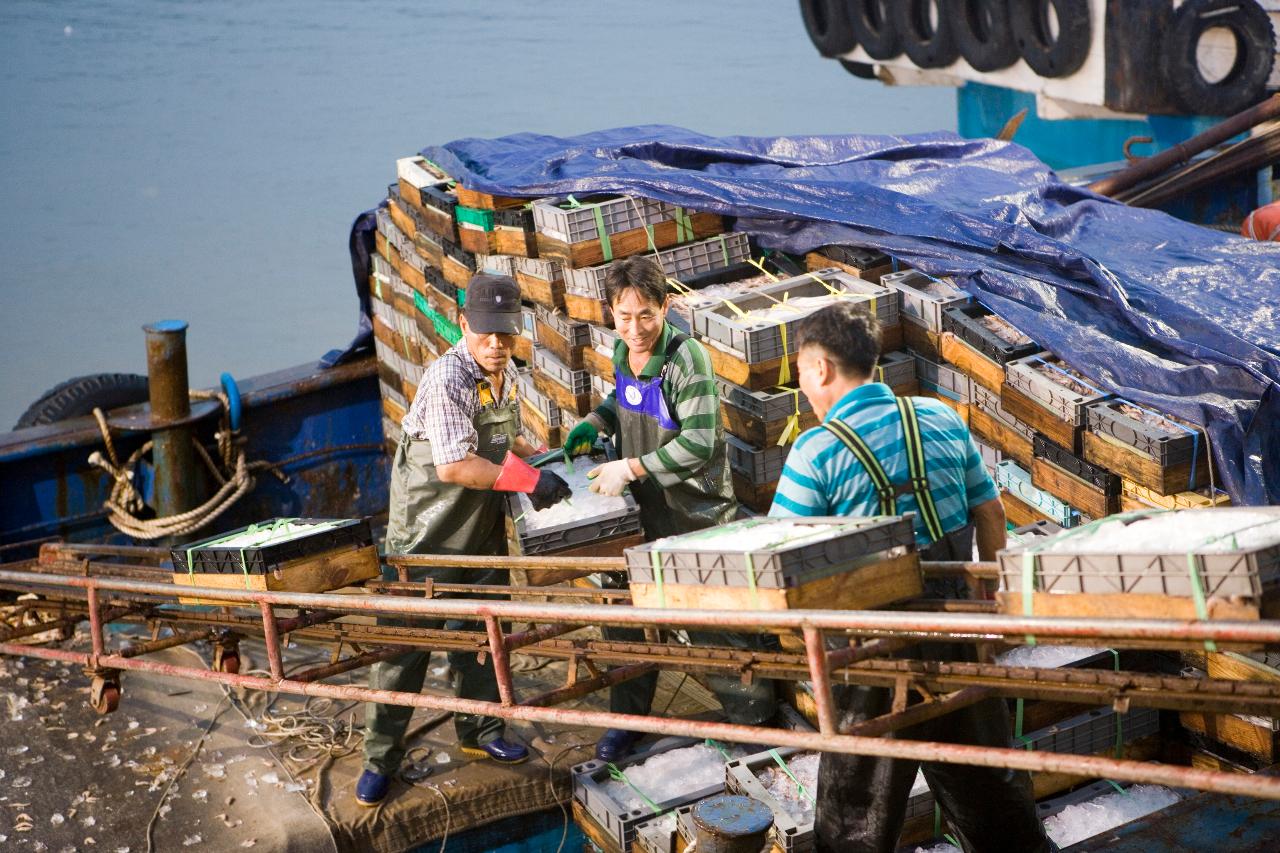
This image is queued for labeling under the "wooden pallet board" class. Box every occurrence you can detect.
[514,270,566,310]
[1082,430,1207,496]
[582,346,615,381]
[1179,711,1279,763]
[1000,489,1058,529]
[970,407,1033,469]
[1031,456,1118,521]
[533,318,587,370]
[442,254,473,289]
[731,471,778,513]
[493,226,537,258]
[940,332,1005,394]
[804,251,896,284]
[996,588,1269,621]
[705,338,799,392]
[536,212,723,269]
[172,545,380,606]
[563,290,610,325]
[533,372,592,417]
[454,186,526,210]
[1000,382,1082,453]
[722,407,819,448]
[458,227,499,256]
[902,320,941,359]
[381,396,405,424]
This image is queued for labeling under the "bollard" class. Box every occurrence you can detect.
[143,321,197,520]
[692,794,774,853]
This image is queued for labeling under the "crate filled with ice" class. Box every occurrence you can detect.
[507,450,641,555]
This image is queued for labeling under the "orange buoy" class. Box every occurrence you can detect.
[1242,200,1280,241]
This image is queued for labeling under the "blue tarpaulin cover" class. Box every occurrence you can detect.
[384,126,1279,504]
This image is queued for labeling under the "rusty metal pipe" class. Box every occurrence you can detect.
[803,626,838,735]
[484,615,515,705]
[4,638,1279,802]
[504,622,578,651]
[119,628,209,659]
[143,321,198,519]
[523,662,657,708]
[827,637,913,670]
[274,610,338,634]
[292,647,407,683]
[87,585,105,659]
[258,601,283,681]
[845,687,993,738]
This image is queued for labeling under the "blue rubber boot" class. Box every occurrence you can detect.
[460,736,529,764]
[595,729,643,762]
[355,769,391,806]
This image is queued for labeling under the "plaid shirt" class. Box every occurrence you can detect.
[402,341,520,465]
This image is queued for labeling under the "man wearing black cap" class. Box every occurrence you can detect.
[357,273,572,806]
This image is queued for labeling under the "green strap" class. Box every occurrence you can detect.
[1109,649,1125,757]
[767,749,815,805]
[822,420,896,516]
[1021,550,1039,646]
[1185,552,1218,652]
[896,398,946,542]
[933,804,941,839]
[650,550,666,608]
[944,834,961,848]
[745,551,760,610]
[1104,779,1129,795]
[591,206,613,262]
[718,234,730,266]
[1014,697,1025,741]
[606,763,664,815]
[705,738,733,762]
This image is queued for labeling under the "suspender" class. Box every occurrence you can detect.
[656,330,690,428]
[821,397,947,542]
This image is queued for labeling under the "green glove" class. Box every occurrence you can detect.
[563,421,599,459]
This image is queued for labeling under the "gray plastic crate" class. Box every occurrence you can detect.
[695,271,882,363]
[521,304,538,340]
[625,515,916,588]
[474,253,517,277]
[591,372,615,402]
[942,304,1043,365]
[880,269,970,331]
[534,303,591,347]
[633,813,678,853]
[513,255,563,282]
[532,195,674,244]
[570,738,722,852]
[1034,434,1120,494]
[1004,354,1111,427]
[816,244,890,271]
[589,323,619,352]
[820,270,899,327]
[507,449,640,556]
[715,379,813,423]
[996,460,1081,528]
[874,349,916,388]
[1025,706,1160,757]
[381,415,402,448]
[533,345,591,394]
[725,433,789,484]
[722,748,820,853]
[562,261,611,298]
[1085,399,1202,466]
[976,439,1003,474]
[516,370,559,426]
[378,380,407,412]
[1008,520,1062,545]
[564,233,753,300]
[971,384,1035,440]
[997,507,1280,598]
[912,351,973,404]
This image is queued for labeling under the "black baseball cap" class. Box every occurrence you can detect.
[464,273,522,335]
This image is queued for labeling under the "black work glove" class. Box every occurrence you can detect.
[530,469,573,511]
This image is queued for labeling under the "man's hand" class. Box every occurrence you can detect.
[587,459,637,497]
[531,470,573,510]
[563,421,599,459]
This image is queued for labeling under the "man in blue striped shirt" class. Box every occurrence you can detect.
[769,303,1052,853]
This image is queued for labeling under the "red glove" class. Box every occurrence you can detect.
[493,452,540,493]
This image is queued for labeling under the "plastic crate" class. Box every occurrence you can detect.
[971,385,1036,441]
[874,350,916,388]
[591,372,615,401]
[506,448,641,556]
[995,461,1081,528]
[1025,706,1160,757]
[516,370,559,426]
[570,738,721,851]
[532,195,673,244]
[379,380,408,412]
[1085,399,1203,466]
[715,379,813,423]
[880,270,969,331]
[534,303,591,347]
[417,181,457,219]
[912,351,973,403]
[976,438,1003,474]
[694,270,882,363]
[996,507,1280,599]
[814,244,889,271]
[455,205,495,232]
[1004,354,1111,427]
[821,271,899,328]
[521,304,538,339]
[533,345,591,394]
[513,255,564,282]
[474,253,516,277]
[633,812,678,853]
[1007,520,1062,545]
[941,304,1042,366]
[395,155,447,190]
[381,415,402,449]
[441,236,476,272]
[722,748,818,853]
[659,232,751,280]
[1033,435,1120,495]
[725,434,788,484]
[589,323,619,353]
[493,205,534,231]
[171,518,373,575]
[625,515,916,588]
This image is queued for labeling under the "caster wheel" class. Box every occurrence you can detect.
[89,679,120,715]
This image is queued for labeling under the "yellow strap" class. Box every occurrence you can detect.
[748,257,779,282]
[778,321,792,385]
[665,276,694,296]
[776,387,802,446]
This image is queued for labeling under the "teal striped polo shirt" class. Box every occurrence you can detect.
[768,382,998,546]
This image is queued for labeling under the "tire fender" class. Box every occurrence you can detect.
[799,0,859,57]
[1010,0,1092,78]
[849,0,903,60]
[1161,0,1275,116]
[892,0,962,69]
[947,0,1021,72]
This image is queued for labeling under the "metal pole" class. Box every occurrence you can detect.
[259,601,283,681]
[143,321,197,520]
[803,625,838,735]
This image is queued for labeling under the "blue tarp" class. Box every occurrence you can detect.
[414,125,1279,505]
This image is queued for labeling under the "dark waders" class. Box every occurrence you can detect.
[604,333,776,725]
[363,380,518,775]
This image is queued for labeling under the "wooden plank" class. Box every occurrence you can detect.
[1000,382,1081,453]
[1000,489,1057,529]
[722,406,819,447]
[996,589,1262,621]
[1180,711,1278,762]
[582,346,615,381]
[454,186,526,210]
[493,226,537,258]
[902,320,941,359]
[572,799,623,853]
[512,333,533,363]
[564,290,609,324]
[171,544,380,605]
[458,227,499,255]
[731,471,778,513]
[705,338,799,392]
[519,399,560,449]
[940,332,1006,394]
[804,251,895,284]
[514,270,566,310]
[629,552,923,613]
[879,322,904,353]
[387,199,419,247]
[1206,652,1280,683]
[534,318,586,370]
[533,372,592,417]
[1082,431,1206,495]
[970,407,1033,468]
[442,254,473,290]
[1031,457,1118,520]
[536,212,724,269]
[381,396,405,424]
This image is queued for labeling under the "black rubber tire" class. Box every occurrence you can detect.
[1162,0,1275,116]
[849,0,903,60]
[800,0,859,57]
[892,0,962,68]
[1010,0,1092,78]
[14,373,150,429]
[948,0,1021,71]
[839,59,878,78]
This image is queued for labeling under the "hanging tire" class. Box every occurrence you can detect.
[839,59,878,78]
[1162,0,1275,116]
[800,0,859,57]
[849,0,903,59]
[14,373,150,429]
[948,0,1020,71]
[1010,0,1092,78]
[892,0,961,68]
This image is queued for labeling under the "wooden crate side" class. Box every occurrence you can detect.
[1082,431,1204,495]
[172,544,379,605]
[940,332,1005,394]
[534,318,586,370]
[537,212,723,269]
[514,270,566,309]
[1001,382,1081,452]
[564,290,610,324]
[1031,457,1118,520]
[970,407,1033,469]
[705,339,799,392]
[533,372,592,417]
[996,589,1262,621]
[722,407,820,447]
[902,321,941,359]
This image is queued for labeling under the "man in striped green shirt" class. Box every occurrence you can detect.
[565,256,769,761]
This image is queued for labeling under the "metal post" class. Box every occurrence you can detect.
[259,601,283,681]
[484,615,514,705]
[143,321,197,520]
[803,625,838,735]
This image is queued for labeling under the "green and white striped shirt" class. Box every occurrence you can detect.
[586,322,723,488]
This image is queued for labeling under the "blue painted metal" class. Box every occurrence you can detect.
[408,805,586,853]
[1064,786,1280,851]
[220,372,243,432]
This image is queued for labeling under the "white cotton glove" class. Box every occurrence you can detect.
[588,459,637,497]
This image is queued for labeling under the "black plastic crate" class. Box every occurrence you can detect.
[1033,434,1121,494]
[493,205,534,230]
[1085,399,1202,465]
[418,181,458,218]
[941,304,1042,366]
[815,244,889,271]
[442,235,476,271]
[172,518,373,575]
